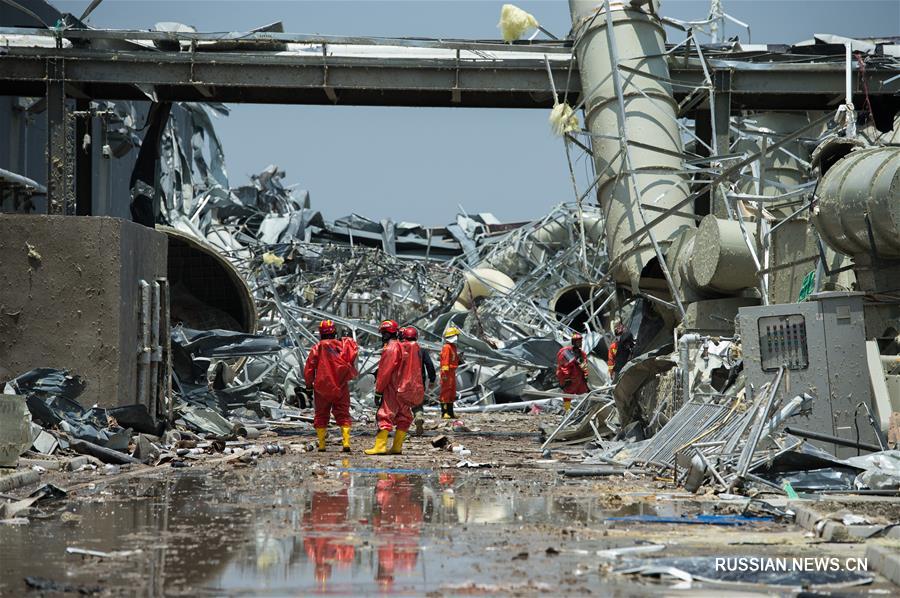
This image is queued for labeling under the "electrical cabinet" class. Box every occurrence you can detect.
[739,292,878,458]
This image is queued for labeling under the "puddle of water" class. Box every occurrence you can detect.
[0,467,711,595]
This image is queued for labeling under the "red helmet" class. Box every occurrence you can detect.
[379,320,399,335]
[319,319,336,336]
[400,326,418,341]
[571,332,583,343]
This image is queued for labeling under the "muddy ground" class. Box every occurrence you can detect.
[1,412,898,596]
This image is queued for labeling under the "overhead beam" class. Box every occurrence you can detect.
[0,44,897,110]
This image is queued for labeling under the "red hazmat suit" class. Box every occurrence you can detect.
[303,489,355,586]
[397,340,425,408]
[439,342,459,405]
[556,345,589,395]
[373,475,422,589]
[304,337,359,428]
[375,339,411,432]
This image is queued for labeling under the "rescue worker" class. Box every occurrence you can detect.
[608,321,634,381]
[399,326,435,436]
[439,327,461,419]
[555,332,589,412]
[304,320,359,453]
[607,334,618,379]
[366,320,413,455]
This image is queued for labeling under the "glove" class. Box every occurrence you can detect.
[374,392,383,407]
[581,363,589,377]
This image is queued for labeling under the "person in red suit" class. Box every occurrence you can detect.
[555,332,589,412]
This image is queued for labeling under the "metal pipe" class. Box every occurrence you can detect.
[783,426,883,453]
[759,394,804,443]
[158,277,173,422]
[148,281,161,419]
[136,280,151,409]
[733,366,784,488]
[0,167,47,194]
[569,0,694,295]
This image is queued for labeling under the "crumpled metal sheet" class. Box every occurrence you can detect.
[5,368,136,450]
[844,450,900,490]
[171,326,282,358]
[4,368,86,405]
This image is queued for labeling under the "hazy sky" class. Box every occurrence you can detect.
[54,1,900,224]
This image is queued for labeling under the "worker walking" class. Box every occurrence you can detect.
[399,327,435,436]
[304,320,359,453]
[555,332,589,412]
[439,327,461,419]
[366,320,413,455]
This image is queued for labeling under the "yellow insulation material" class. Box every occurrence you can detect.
[549,102,580,136]
[498,4,539,43]
[262,252,284,267]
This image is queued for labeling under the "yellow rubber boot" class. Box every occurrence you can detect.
[364,430,390,455]
[341,426,351,453]
[441,404,451,420]
[316,428,327,452]
[390,430,408,455]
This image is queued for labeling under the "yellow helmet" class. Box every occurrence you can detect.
[444,326,460,339]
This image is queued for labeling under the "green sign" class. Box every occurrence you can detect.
[797,270,815,302]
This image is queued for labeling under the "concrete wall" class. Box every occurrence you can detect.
[0,215,166,408]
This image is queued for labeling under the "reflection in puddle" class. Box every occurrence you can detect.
[0,468,684,595]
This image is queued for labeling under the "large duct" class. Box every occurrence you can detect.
[671,215,758,299]
[569,0,693,293]
[162,227,258,333]
[729,113,853,303]
[813,147,900,260]
[456,268,516,309]
[735,112,824,204]
[480,213,604,279]
[812,146,900,339]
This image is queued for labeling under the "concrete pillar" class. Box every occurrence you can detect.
[46,57,74,215]
[75,98,93,216]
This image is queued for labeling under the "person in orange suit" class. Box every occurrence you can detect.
[439,327,462,419]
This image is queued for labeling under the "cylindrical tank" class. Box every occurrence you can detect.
[457,268,516,309]
[569,0,694,292]
[734,112,823,202]
[813,147,900,259]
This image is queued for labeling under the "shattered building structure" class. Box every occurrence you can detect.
[1,0,900,592]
